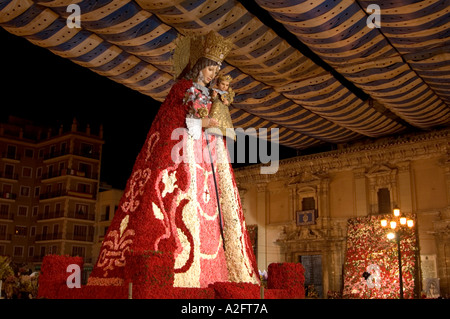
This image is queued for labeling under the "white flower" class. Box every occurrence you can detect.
[162,169,178,198]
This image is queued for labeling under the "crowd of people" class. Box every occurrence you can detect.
[0,256,38,299]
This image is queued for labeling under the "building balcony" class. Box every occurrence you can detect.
[42,148,100,162]
[0,191,17,200]
[31,256,93,263]
[1,152,21,161]
[0,172,19,181]
[72,149,100,160]
[39,189,96,200]
[37,210,95,221]
[43,149,70,160]
[0,211,14,221]
[30,255,45,262]
[35,232,94,242]
[37,211,65,220]
[67,211,95,221]
[66,233,94,242]
[39,189,66,200]
[0,233,12,241]
[35,232,63,241]
[67,190,95,199]
[41,168,99,181]
[100,214,110,222]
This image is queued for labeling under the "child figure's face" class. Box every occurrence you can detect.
[218,80,230,92]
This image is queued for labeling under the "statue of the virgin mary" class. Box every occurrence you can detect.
[87,31,260,289]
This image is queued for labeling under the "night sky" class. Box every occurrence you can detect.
[0,27,298,189]
[1,26,161,189]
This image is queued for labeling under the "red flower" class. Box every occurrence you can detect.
[37,255,84,299]
[342,214,418,299]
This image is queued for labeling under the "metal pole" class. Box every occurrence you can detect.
[128,282,132,299]
[396,234,404,299]
[204,130,226,251]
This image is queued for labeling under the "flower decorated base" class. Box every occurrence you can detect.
[266,263,306,299]
[37,255,84,299]
[37,255,305,299]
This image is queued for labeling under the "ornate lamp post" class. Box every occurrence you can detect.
[380,206,414,299]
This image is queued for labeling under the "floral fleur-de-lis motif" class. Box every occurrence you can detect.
[97,229,135,276]
[145,132,160,161]
[121,168,151,213]
[121,132,160,214]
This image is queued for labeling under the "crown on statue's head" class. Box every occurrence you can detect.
[202,31,233,65]
[172,31,233,79]
[218,74,233,83]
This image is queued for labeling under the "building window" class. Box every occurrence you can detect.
[4,164,15,179]
[15,226,27,236]
[36,167,42,178]
[73,225,87,241]
[49,245,58,255]
[377,188,391,215]
[76,183,91,194]
[297,195,318,225]
[59,162,65,174]
[0,225,7,239]
[302,197,316,211]
[76,204,88,215]
[28,246,34,257]
[49,145,56,158]
[61,142,67,155]
[6,145,17,160]
[20,186,30,197]
[18,206,28,216]
[0,204,9,217]
[1,184,13,199]
[13,246,24,257]
[41,226,48,240]
[47,164,54,178]
[22,167,32,178]
[72,245,85,258]
[80,143,93,157]
[104,205,110,221]
[25,148,34,158]
[53,224,59,237]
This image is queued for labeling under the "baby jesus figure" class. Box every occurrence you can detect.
[209,74,236,140]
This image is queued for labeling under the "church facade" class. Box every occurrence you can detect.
[235,128,450,298]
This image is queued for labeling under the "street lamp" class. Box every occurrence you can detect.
[380,206,414,299]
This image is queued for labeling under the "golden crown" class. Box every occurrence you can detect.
[202,31,233,64]
[218,74,233,83]
[172,31,233,79]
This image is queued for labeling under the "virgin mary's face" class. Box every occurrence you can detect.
[199,65,219,85]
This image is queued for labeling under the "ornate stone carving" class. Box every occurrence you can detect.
[235,128,450,183]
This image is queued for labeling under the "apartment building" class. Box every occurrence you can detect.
[0,116,104,271]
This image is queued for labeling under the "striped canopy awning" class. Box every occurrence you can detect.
[1,0,448,150]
